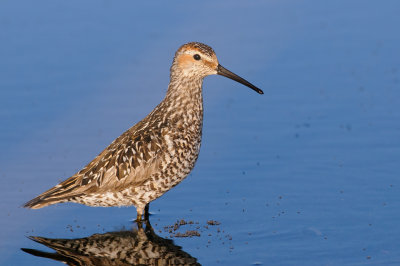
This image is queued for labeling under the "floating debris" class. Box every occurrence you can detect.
[207,220,221,226]
[173,230,201,238]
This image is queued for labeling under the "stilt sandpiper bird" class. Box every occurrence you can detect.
[23,42,263,221]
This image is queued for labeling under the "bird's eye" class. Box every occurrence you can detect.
[193,54,201,60]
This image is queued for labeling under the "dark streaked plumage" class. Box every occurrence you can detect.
[23,42,263,220]
[22,223,200,266]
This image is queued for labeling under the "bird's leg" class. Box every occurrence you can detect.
[136,212,142,222]
[144,203,150,221]
[136,205,145,222]
[135,204,149,222]
[144,218,153,233]
[137,219,144,229]
[135,204,149,228]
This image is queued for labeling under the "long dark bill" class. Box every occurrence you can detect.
[217,64,263,94]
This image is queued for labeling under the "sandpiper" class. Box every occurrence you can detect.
[23,42,263,221]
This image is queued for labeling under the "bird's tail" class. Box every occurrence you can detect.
[22,194,65,209]
[23,177,81,209]
[21,236,79,264]
[21,247,70,264]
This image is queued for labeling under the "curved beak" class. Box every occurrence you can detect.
[217,64,263,94]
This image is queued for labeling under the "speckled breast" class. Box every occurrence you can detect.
[142,110,204,200]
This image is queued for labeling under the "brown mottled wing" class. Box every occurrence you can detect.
[35,125,164,201]
[75,128,163,193]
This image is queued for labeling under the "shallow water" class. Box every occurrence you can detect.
[1,1,400,265]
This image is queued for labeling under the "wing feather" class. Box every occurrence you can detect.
[24,122,165,208]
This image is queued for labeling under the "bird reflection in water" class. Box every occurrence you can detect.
[21,220,200,266]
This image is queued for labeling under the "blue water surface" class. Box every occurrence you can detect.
[0,1,399,265]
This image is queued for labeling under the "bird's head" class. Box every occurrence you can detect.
[173,42,263,94]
